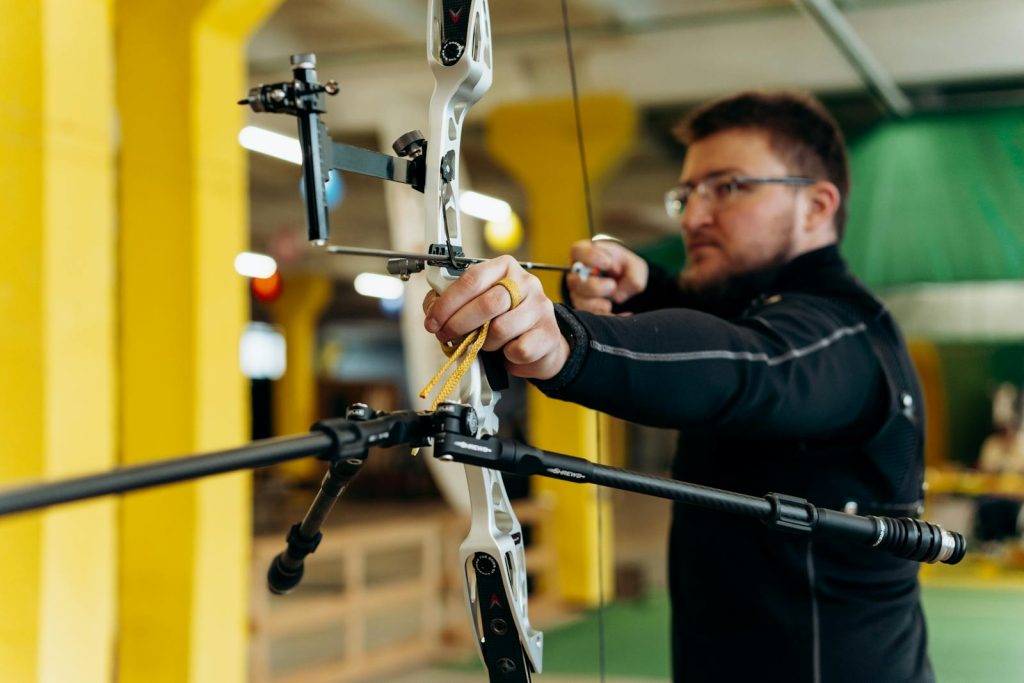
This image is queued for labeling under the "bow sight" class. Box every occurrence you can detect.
[238,53,478,281]
[239,54,429,248]
[238,52,604,286]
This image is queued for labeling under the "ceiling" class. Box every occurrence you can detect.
[242,0,1024,308]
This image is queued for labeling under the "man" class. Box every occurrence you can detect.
[423,92,931,682]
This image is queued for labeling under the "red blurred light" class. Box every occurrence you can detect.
[251,271,283,302]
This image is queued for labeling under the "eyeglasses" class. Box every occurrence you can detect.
[664,174,817,217]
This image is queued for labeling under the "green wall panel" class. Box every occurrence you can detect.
[843,109,1024,287]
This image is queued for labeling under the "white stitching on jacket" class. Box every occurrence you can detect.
[589,322,868,366]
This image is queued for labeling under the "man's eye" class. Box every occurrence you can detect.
[711,180,738,199]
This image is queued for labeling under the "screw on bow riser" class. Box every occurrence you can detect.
[393,130,427,160]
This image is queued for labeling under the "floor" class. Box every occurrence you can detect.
[384,583,1024,683]
[380,492,1024,683]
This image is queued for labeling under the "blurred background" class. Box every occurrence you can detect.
[2,0,1023,681]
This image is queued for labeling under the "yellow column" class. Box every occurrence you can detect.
[487,97,635,605]
[908,339,949,467]
[0,1,117,682]
[116,1,280,681]
[266,275,331,477]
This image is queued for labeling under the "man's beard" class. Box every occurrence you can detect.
[677,235,795,316]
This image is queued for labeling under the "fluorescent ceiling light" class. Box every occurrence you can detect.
[460,190,512,222]
[354,272,404,300]
[234,252,278,279]
[238,126,302,165]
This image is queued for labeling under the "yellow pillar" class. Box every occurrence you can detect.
[266,275,331,477]
[0,1,117,681]
[487,96,635,605]
[908,339,949,467]
[116,1,280,681]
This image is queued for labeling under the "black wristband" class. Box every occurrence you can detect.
[531,304,589,393]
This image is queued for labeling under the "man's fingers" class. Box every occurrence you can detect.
[565,240,648,314]
[611,280,642,304]
[504,322,568,380]
[567,271,618,298]
[422,290,439,315]
[569,241,614,272]
[433,269,538,343]
[483,298,543,352]
[569,293,613,315]
[433,286,503,342]
[418,254,568,380]
[424,255,519,333]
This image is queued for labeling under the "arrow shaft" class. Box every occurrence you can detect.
[324,244,574,273]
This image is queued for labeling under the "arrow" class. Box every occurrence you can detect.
[324,244,604,277]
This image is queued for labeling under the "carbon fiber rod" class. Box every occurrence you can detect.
[433,423,967,565]
[0,433,332,517]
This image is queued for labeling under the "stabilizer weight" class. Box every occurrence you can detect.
[873,516,967,564]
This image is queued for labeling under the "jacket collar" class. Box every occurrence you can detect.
[681,244,850,318]
[774,245,848,291]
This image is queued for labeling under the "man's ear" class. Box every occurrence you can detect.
[802,181,841,234]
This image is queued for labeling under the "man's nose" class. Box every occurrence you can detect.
[681,194,713,232]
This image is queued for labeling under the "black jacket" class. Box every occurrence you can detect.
[536,246,932,683]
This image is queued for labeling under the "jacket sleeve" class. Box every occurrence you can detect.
[533,295,887,438]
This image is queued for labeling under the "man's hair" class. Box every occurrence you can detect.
[673,91,850,239]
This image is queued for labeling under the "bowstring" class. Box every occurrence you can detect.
[559,1,607,681]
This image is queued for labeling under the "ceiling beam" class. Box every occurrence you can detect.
[794,0,912,117]
[343,0,423,41]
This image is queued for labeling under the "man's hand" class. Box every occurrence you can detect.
[567,239,648,315]
[423,255,569,381]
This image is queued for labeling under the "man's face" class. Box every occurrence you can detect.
[676,128,806,292]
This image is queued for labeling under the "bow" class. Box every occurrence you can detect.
[238,0,545,677]
[0,5,970,681]
[421,0,543,678]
